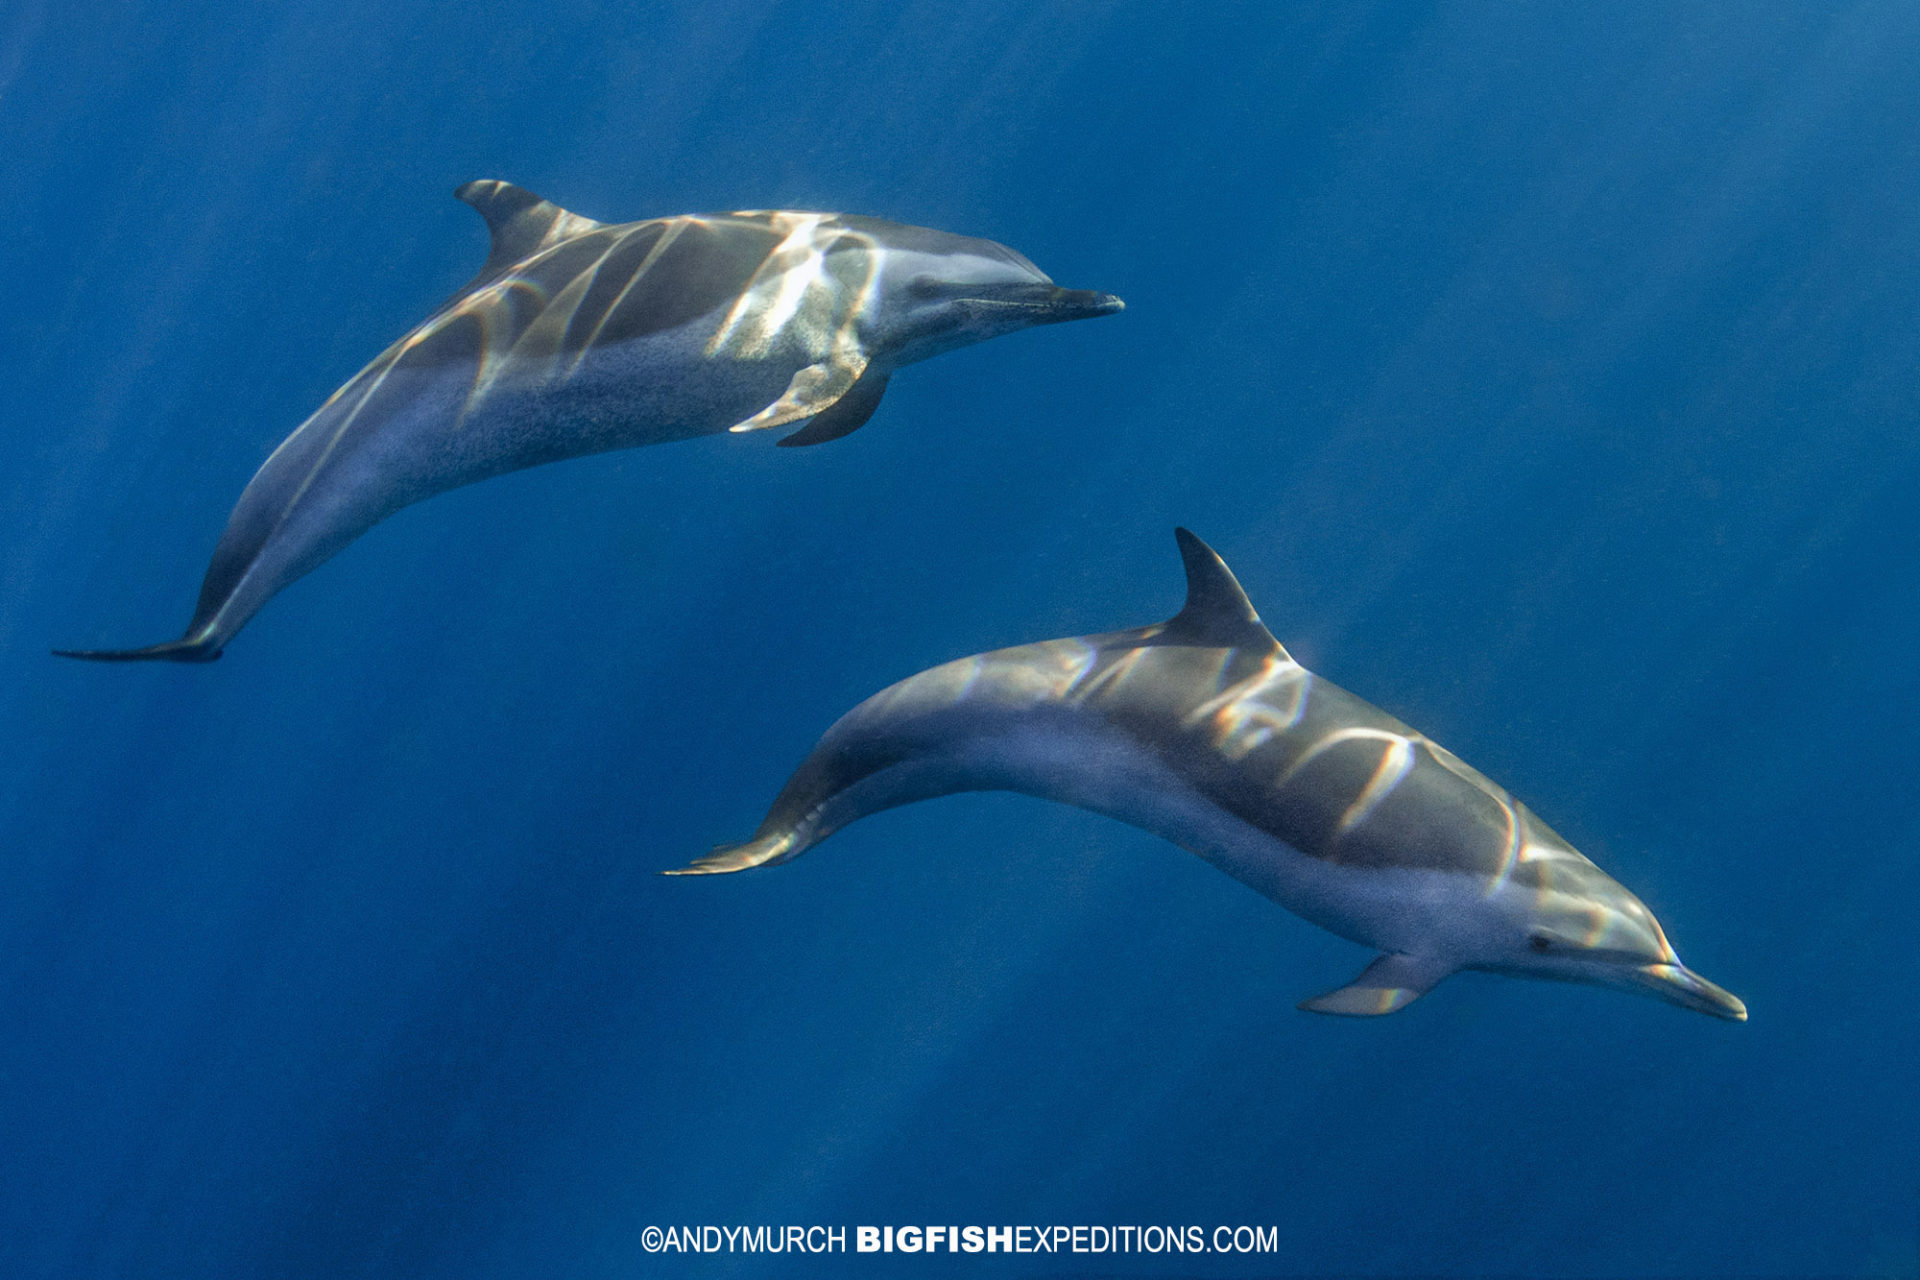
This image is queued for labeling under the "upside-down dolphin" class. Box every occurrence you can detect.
[672,530,1745,1021]
[57,181,1122,661]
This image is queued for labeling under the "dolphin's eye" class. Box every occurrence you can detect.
[1529,934,1553,953]
[906,274,942,298]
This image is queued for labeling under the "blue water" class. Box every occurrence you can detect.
[5,2,1918,1276]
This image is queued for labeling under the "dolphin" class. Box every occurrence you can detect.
[57,181,1122,661]
[671,529,1746,1021]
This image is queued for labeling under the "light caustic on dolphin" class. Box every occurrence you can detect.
[58,181,1122,662]
[673,530,1746,1021]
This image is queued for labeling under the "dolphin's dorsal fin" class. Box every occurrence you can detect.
[1162,528,1286,654]
[454,180,604,283]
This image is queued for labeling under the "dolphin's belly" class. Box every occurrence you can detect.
[198,336,806,639]
[927,715,1504,958]
[409,338,804,485]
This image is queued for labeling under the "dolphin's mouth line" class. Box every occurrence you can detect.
[1474,957,1747,1021]
[956,291,1126,324]
[957,288,1124,306]
[1635,962,1748,1021]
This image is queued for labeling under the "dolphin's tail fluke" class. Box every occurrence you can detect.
[52,636,222,663]
[662,831,798,876]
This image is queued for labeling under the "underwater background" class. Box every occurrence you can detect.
[3,1,1918,1275]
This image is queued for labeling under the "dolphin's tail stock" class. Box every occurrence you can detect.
[662,830,799,876]
[52,635,222,663]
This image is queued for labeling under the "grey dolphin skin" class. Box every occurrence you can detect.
[57,182,1122,661]
[673,530,1745,1022]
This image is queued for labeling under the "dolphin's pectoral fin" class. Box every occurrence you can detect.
[662,831,798,876]
[777,372,891,447]
[51,637,223,663]
[1298,953,1455,1017]
[727,353,871,436]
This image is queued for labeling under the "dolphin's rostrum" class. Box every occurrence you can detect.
[58,182,1122,661]
[673,530,1746,1021]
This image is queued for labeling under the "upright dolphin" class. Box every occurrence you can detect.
[673,530,1745,1021]
[58,182,1122,661]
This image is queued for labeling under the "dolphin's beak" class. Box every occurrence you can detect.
[1636,962,1748,1021]
[1040,286,1126,322]
[959,282,1125,325]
